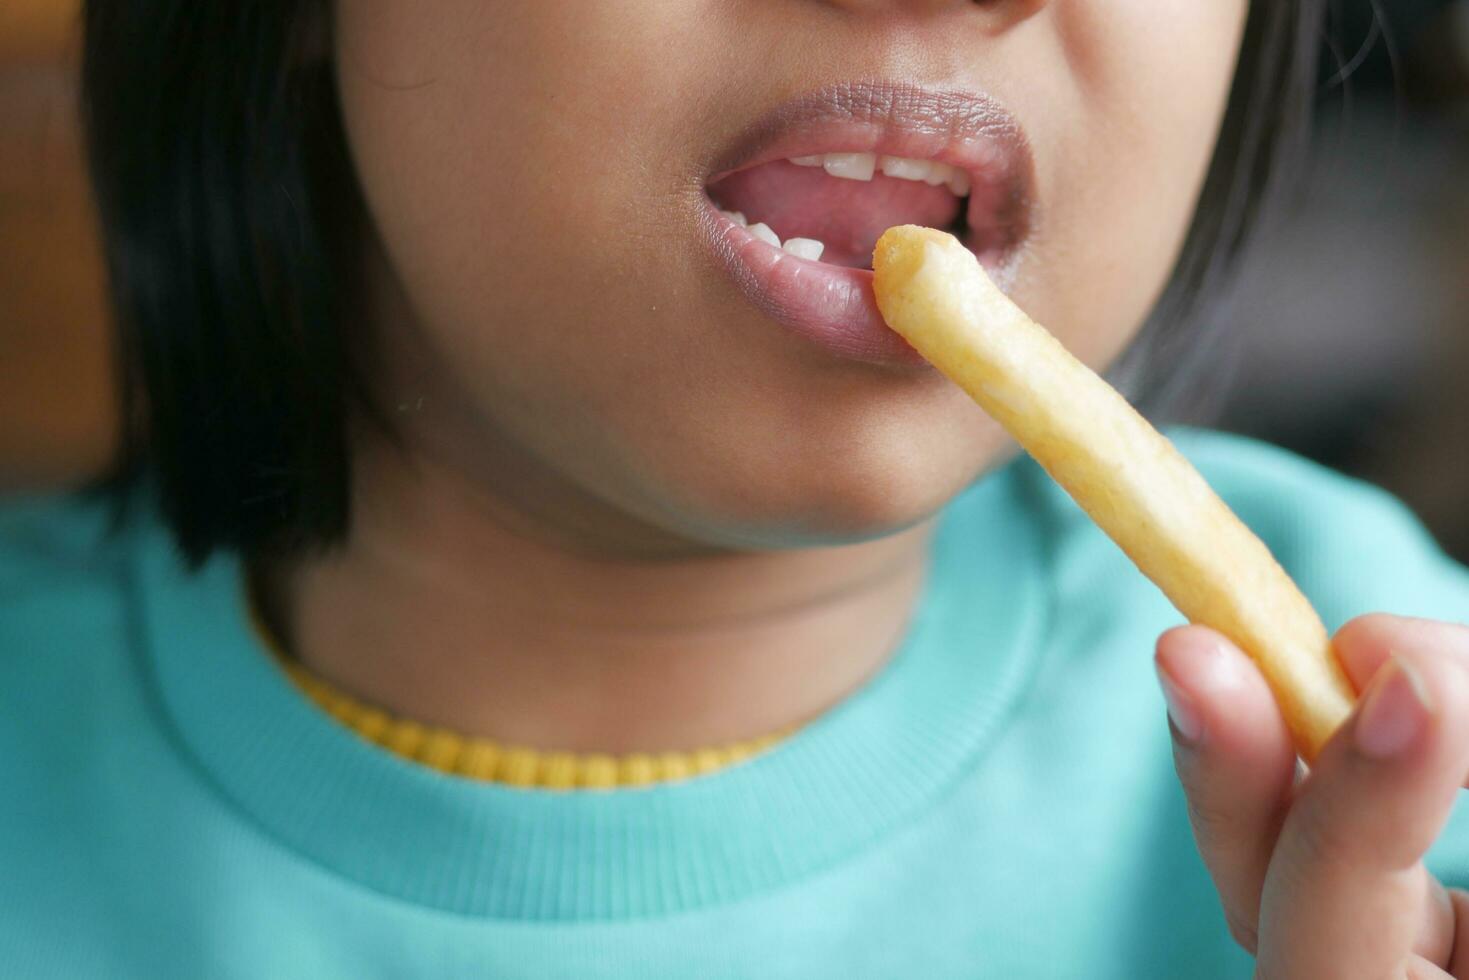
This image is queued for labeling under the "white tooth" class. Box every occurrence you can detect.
[721,209,748,227]
[789,155,824,167]
[781,237,825,261]
[747,222,780,247]
[946,170,972,197]
[879,156,932,181]
[923,163,952,186]
[822,152,876,181]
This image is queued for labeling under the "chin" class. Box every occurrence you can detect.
[649,438,1006,552]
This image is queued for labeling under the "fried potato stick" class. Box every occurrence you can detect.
[873,225,1355,760]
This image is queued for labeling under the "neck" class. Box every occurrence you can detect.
[254,431,934,754]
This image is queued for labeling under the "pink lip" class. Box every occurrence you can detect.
[698,81,1034,369]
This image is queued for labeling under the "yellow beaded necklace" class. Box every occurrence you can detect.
[244,585,794,789]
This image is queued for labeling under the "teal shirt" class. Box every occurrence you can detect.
[3,431,1468,979]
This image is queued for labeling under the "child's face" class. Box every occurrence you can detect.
[335,3,1247,552]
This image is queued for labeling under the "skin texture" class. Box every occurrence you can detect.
[328,0,1247,554]
[262,0,1251,749]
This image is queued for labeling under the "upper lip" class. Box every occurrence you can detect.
[705,80,1035,253]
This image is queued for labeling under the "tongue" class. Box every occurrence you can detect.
[708,160,962,268]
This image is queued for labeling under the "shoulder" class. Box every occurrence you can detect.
[1017,427,1469,629]
[1171,429,1467,623]
[0,485,143,650]
[0,484,166,786]
[1167,427,1414,529]
[0,486,190,937]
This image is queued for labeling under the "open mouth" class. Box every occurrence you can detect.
[706,149,1020,271]
[698,83,1033,367]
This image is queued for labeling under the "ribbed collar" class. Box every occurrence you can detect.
[134,466,1051,921]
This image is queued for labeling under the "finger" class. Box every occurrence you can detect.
[1422,875,1459,967]
[1448,889,1469,978]
[1257,643,1469,978]
[1336,612,1469,695]
[1407,954,1455,980]
[1155,626,1297,952]
[1336,615,1469,792]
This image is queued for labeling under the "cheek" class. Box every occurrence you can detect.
[329,1,1250,549]
[333,5,1009,546]
[333,5,712,472]
[334,3,691,357]
[1011,1,1250,369]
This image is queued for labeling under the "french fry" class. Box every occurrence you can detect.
[872,225,1355,760]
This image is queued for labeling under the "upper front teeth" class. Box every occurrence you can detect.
[821,152,877,182]
[878,156,932,181]
[790,153,970,197]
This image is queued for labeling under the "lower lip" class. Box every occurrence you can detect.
[698,201,931,368]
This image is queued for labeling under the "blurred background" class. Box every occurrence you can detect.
[1204,0,1469,563]
[2,2,1466,559]
[1,0,112,495]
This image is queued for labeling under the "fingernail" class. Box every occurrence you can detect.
[1354,656,1432,759]
[1156,667,1203,744]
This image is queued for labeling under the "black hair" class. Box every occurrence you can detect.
[82,2,362,566]
[1112,0,1328,410]
[81,1,1327,567]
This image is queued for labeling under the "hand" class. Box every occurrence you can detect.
[1155,614,1469,979]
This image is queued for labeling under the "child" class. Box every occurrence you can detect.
[4,2,1468,977]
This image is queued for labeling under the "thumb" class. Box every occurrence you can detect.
[1336,614,1469,694]
[1255,637,1469,977]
